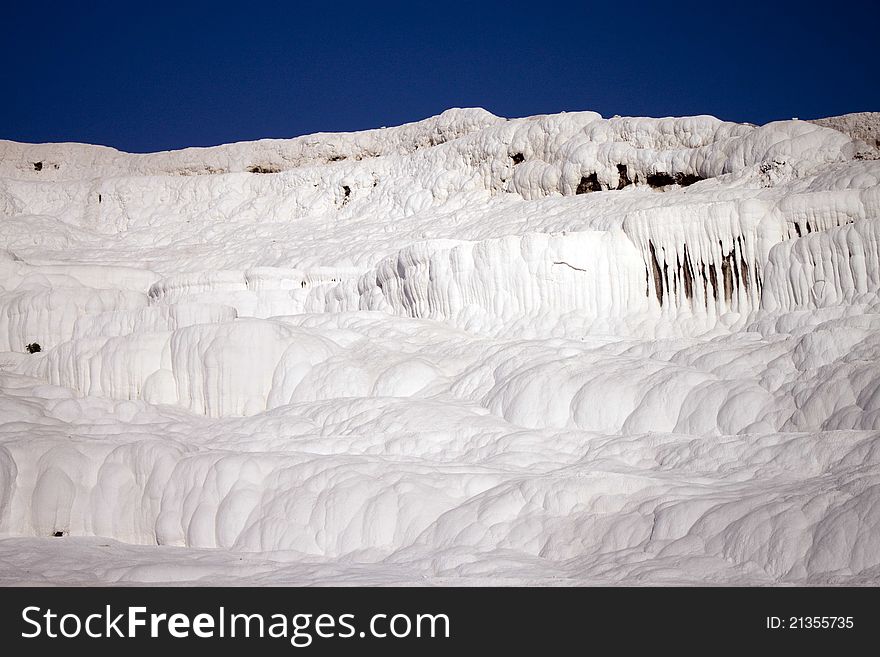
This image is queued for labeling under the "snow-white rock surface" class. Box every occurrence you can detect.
[2,109,880,585]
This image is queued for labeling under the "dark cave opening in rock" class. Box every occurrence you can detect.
[675,173,704,187]
[617,164,631,189]
[647,172,676,188]
[646,172,706,189]
[576,173,602,194]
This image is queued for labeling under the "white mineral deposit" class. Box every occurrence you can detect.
[1,109,879,584]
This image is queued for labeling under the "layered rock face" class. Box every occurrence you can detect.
[1,109,879,585]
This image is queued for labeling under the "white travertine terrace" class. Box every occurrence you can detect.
[1,109,879,585]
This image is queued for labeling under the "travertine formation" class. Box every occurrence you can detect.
[1,109,879,584]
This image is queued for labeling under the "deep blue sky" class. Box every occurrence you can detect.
[3,0,877,153]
